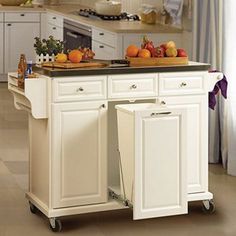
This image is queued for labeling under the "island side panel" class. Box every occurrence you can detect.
[29,115,50,207]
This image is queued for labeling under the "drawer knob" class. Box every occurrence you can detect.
[76,87,84,92]
[130,84,137,89]
[99,45,104,49]
[180,82,187,87]
[52,27,56,30]
[99,32,104,36]
[52,16,57,19]
[20,14,25,17]
[160,101,166,105]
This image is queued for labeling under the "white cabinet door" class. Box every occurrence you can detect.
[134,107,188,220]
[47,23,63,41]
[52,101,107,208]
[92,40,117,60]
[159,96,208,194]
[0,23,3,74]
[4,22,40,73]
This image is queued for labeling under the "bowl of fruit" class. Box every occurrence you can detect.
[126,36,188,66]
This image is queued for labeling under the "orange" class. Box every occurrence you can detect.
[55,53,67,63]
[138,49,151,58]
[126,45,139,57]
[68,50,83,63]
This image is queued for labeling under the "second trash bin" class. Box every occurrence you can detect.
[116,103,188,220]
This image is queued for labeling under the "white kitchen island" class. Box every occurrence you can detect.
[8,62,219,232]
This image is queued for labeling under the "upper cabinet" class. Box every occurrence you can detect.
[4,13,40,74]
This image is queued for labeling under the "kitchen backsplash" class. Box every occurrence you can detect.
[58,0,163,13]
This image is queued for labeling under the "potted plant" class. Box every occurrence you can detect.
[34,36,64,64]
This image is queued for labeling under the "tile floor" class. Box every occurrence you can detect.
[1,82,236,235]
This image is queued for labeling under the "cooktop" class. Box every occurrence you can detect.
[73,9,140,21]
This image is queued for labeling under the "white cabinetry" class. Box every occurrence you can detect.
[92,28,118,60]
[47,13,63,41]
[52,101,108,208]
[0,18,3,75]
[160,96,208,194]
[116,104,188,220]
[4,13,40,73]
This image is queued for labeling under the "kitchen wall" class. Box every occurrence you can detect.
[59,0,163,13]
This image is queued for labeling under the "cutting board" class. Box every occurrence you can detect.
[127,57,189,66]
[42,61,107,69]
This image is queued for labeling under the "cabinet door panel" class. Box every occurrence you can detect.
[159,96,208,194]
[0,23,3,74]
[134,107,187,220]
[47,24,63,41]
[52,101,107,208]
[4,23,40,73]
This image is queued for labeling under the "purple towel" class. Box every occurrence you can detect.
[209,71,228,110]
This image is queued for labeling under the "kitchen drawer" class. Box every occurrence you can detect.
[108,74,157,99]
[159,72,207,96]
[47,24,63,41]
[52,76,107,102]
[47,13,63,27]
[92,28,116,48]
[92,40,117,60]
[0,13,3,22]
[5,13,40,22]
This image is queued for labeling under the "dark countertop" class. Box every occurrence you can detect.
[33,61,210,77]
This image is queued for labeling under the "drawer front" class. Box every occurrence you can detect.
[92,28,116,48]
[47,24,63,41]
[159,72,207,96]
[5,13,40,22]
[0,13,3,22]
[47,13,63,27]
[53,76,107,102]
[108,74,157,99]
[92,40,117,60]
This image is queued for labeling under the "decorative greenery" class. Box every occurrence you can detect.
[34,36,64,56]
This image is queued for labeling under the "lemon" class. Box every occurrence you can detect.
[55,53,68,63]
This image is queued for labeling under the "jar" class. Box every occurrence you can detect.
[140,4,157,24]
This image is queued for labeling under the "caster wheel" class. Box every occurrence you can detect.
[49,218,62,232]
[202,199,215,214]
[29,202,38,214]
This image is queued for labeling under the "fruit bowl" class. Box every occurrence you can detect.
[0,0,26,5]
[127,56,189,66]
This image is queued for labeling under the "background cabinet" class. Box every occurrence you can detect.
[52,101,108,208]
[0,23,3,75]
[4,21,40,73]
[46,13,63,41]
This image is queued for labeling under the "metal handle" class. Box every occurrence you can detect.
[151,112,171,117]
[130,84,137,89]
[99,32,104,36]
[52,27,57,30]
[180,82,187,87]
[99,45,104,49]
[52,16,57,19]
[20,14,25,17]
[76,87,84,92]
[7,23,12,26]
[66,32,78,39]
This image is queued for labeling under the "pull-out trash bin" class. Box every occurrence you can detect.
[115,103,188,220]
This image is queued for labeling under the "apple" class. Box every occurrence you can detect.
[166,41,176,49]
[177,48,188,57]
